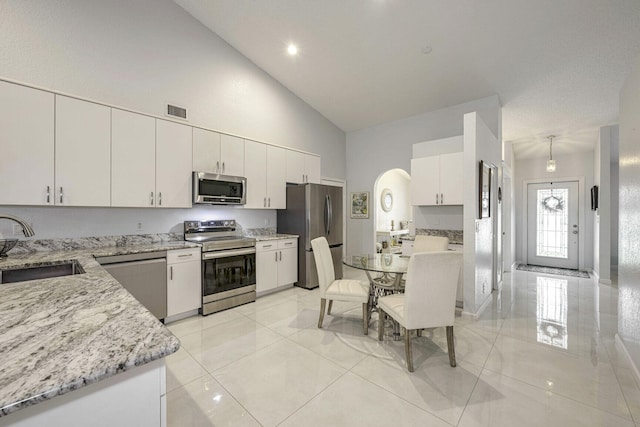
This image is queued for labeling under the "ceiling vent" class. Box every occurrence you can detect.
[167,104,187,120]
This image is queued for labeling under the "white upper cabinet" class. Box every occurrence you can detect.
[286,150,321,184]
[193,129,244,177]
[244,140,268,208]
[192,128,221,174]
[55,95,111,206]
[304,154,321,184]
[0,81,54,205]
[244,141,286,209]
[220,134,245,177]
[266,145,286,209]
[111,109,156,207]
[411,152,464,206]
[156,119,192,208]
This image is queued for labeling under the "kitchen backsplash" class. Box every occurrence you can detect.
[9,233,186,255]
[415,228,463,244]
[8,227,280,255]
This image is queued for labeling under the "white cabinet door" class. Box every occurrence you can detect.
[277,239,298,286]
[410,156,439,206]
[304,154,321,184]
[256,245,278,293]
[112,109,156,207]
[55,96,111,206]
[286,150,306,184]
[244,140,267,209]
[156,119,192,208]
[0,81,54,205]
[439,152,464,205]
[220,134,245,177]
[193,128,221,174]
[266,145,286,209]
[167,249,201,317]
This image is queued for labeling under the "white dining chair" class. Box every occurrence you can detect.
[413,235,449,253]
[377,251,462,372]
[311,237,371,334]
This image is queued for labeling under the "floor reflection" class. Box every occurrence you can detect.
[536,276,568,349]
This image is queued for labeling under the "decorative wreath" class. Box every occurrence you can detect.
[541,195,564,213]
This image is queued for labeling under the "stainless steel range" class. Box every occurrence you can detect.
[184,220,256,315]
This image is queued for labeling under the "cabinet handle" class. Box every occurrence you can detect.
[177,253,193,258]
[284,242,292,246]
[216,161,220,173]
[222,162,225,173]
[279,251,282,261]
[263,244,273,248]
[268,197,271,207]
[158,192,162,206]
[150,192,154,206]
[46,186,50,204]
[264,197,267,207]
[441,193,444,204]
[59,187,64,204]
[435,193,438,205]
[275,252,278,262]
[170,266,173,280]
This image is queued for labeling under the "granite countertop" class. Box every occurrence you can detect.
[254,234,299,241]
[0,241,199,417]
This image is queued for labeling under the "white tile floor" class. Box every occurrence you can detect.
[165,267,640,426]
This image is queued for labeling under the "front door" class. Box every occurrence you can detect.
[527,181,579,269]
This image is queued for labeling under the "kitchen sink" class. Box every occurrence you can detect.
[0,260,85,284]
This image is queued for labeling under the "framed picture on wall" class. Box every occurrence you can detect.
[479,160,491,219]
[350,192,370,219]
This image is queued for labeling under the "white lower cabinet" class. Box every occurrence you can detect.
[256,238,298,295]
[166,248,201,317]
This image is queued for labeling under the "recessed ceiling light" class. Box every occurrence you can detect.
[287,44,298,56]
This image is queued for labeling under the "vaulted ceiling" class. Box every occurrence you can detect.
[175,0,640,158]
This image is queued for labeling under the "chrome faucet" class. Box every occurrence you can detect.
[0,214,35,237]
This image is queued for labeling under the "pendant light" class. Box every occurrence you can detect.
[546,135,556,172]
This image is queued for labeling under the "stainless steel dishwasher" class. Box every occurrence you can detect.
[96,251,167,320]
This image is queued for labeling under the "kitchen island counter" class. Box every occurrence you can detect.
[0,240,198,418]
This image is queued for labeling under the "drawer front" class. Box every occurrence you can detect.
[256,241,277,252]
[167,248,200,264]
[277,238,298,249]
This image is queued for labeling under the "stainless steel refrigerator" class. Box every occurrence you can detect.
[277,183,343,289]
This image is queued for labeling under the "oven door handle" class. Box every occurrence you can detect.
[202,247,256,260]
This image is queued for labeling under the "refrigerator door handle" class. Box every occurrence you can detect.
[327,194,333,235]
[324,195,330,235]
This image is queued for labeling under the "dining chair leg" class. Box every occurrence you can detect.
[362,302,368,335]
[405,329,414,372]
[327,300,333,315]
[318,298,326,328]
[378,309,385,341]
[446,325,456,367]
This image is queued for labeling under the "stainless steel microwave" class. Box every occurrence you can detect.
[192,172,246,205]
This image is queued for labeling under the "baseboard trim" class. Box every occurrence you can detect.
[591,269,613,285]
[615,334,640,389]
[461,293,493,319]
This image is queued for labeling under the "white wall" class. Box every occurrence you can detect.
[593,125,617,283]
[618,55,640,373]
[345,95,501,254]
[0,0,345,239]
[513,151,595,268]
[463,112,502,315]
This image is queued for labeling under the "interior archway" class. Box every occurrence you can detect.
[372,168,412,253]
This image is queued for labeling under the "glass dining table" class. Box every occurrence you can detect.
[343,253,410,340]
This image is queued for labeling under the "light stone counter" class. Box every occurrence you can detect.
[0,240,199,417]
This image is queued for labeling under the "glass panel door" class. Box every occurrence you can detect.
[527,181,579,269]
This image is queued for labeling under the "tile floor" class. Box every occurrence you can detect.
[165,267,640,426]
